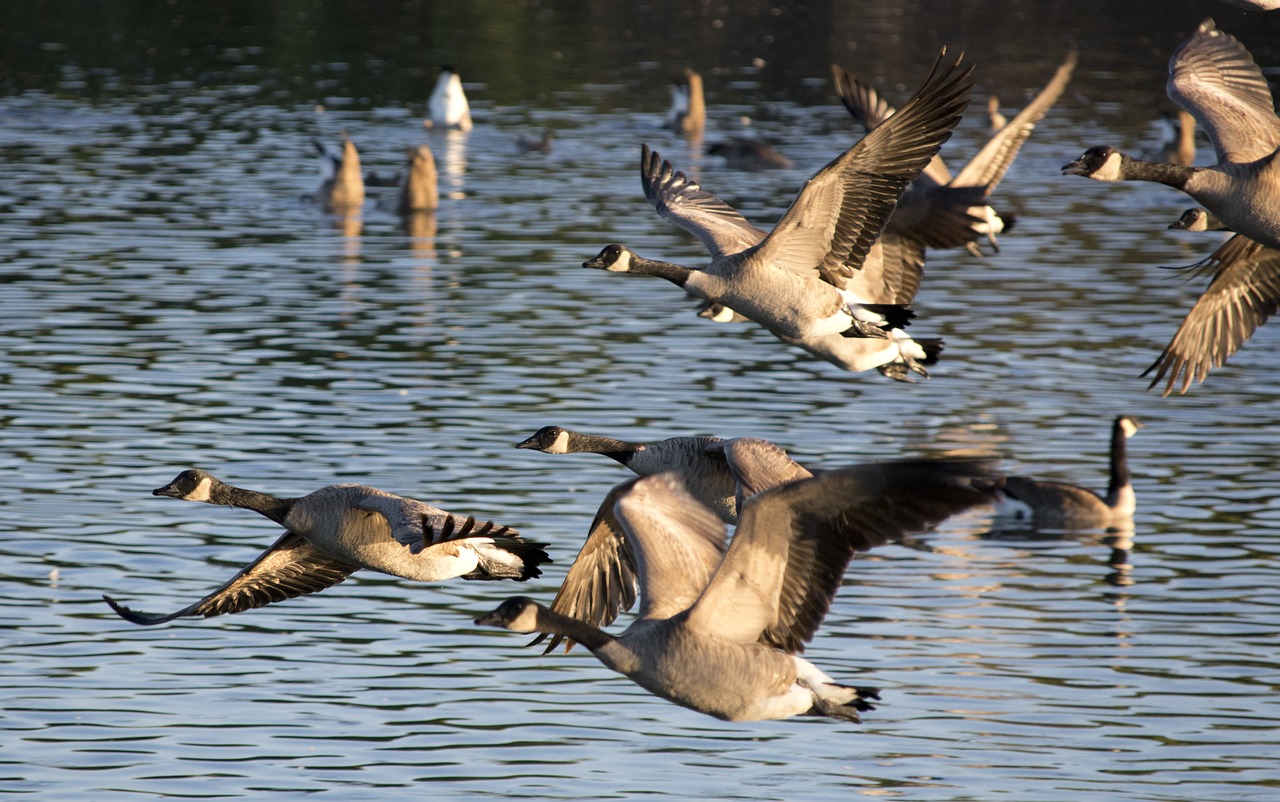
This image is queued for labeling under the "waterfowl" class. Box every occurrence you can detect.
[584,51,972,379]
[706,137,793,170]
[519,435,814,655]
[103,469,548,625]
[1169,207,1228,231]
[1144,234,1280,395]
[1145,109,1197,167]
[666,68,705,136]
[987,96,1007,131]
[313,131,365,210]
[516,426,740,523]
[516,130,554,155]
[835,48,1076,255]
[1062,19,1280,251]
[397,144,439,213]
[427,67,473,131]
[996,416,1142,530]
[476,444,1001,722]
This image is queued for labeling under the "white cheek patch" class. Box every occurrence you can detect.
[187,476,214,502]
[611,249,632,272]
[550,429,571,454]
[1097,151,1124,181]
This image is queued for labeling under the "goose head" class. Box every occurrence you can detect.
[583,244,635,272]
[515,425,571,453]
[1169,207,1226,231]
[1117,415,1144,439]
[475,596,542,632]
[1062,146,1124,180]
[153,469,219,502]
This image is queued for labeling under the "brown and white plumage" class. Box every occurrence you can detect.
[835,48,1076,255]
[103,469,547,625]
[477,446,1001,722]
[1145,234,1280,395]
[585,50,972,379]
[996,416,1142,530]
[314,131,365,210]
[666,68,705,137]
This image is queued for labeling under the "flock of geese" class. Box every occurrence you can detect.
[103,17,1277,723]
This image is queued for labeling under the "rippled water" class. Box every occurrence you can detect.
[4,2,1280,799]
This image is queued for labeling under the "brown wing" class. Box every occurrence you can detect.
[103,531,359,625]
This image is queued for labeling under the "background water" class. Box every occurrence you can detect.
[4,1,1280,799]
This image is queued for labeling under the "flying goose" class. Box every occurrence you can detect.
[995,416,1142,530]
[103,470,548,625]
[313,131,365,210]
[1144,233,1280,395]
[476,444,1001,722]
[584,51,972,379]
[666,68,705,136]
[397,144,439,213]
[834,48,1077,255]
[1062,19,1280,251]
[516,426,740,524]
[1169,207,1228,231]
[426,67,473,131]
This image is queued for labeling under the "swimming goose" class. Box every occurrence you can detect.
[476,447,1001,722]
[516,426,740,523]
[1062,19,1280,251]
[427,67,473,131]
[520,435,814,655]
[313,131,365,210]
[666,68,705,136]
[103,469,548,625]
[585,51,972,378]
[987,96,1007,131]
[706,137,793,170]
[1145,109,1197,167]
[397,144,439,213]
[996,416,1142,530]
[1144,234,1280,395]
[835,48,1076,255]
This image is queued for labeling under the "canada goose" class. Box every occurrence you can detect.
[1144,234,1280,395]
[706,137,793,170]
[397,144,439,213]
[103,470,548,625]
[1062,19,1280,251]
[524,435,815,655]
[476,445,1001,722]
[666,68,705,136]
[584,51,972,379]
[987,96,1007,131]
[1144,109,1197,167]
[426,67,473,132]
[313,131,365,210]
[995,416,1143,530]
[835,48,1076,255]
[1169,207,1228,231]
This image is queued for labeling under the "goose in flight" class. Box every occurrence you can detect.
[104,470,547,624]
[477,441,1001,722]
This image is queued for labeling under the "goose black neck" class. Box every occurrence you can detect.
[537,605,616,652]
[1106,420,1130,498]
[630,255,694,287]
[569,433,641,466]
[1124,156,1193,190]
[210,482,297,526]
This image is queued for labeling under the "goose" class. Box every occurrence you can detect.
[1169,207,1228,231]
[706,137,793,170]
[516,130,554,155]
[313,131,365,210]
[995,416,1142,530]
[1143,233,1280,395]
[523,435,815,655]
[835,48,1076,256]
[476,443,1001,722]
[426,66,473,132]
[1062,19,1280,251]
[397,144,439,213]
[584,50,972,379]
[103,469,548,625]
[1144,109,1197,167]
[516,426,740,523]
[987,96,1007,131]
[666,68,705,136]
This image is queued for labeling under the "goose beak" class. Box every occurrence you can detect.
[1061,157,1088,176]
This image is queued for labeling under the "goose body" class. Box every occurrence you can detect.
[314,132,365,210]
[1063,19,1280,251]
[397,144,439,213]
[706,137,793,170]
[586,52,972,379]
[666,68,705,136]
[427,67,473,131]
[478,441,1001,722]
[835,49,1076,255]
[996,416,1142,530]
[104,470,547,625]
